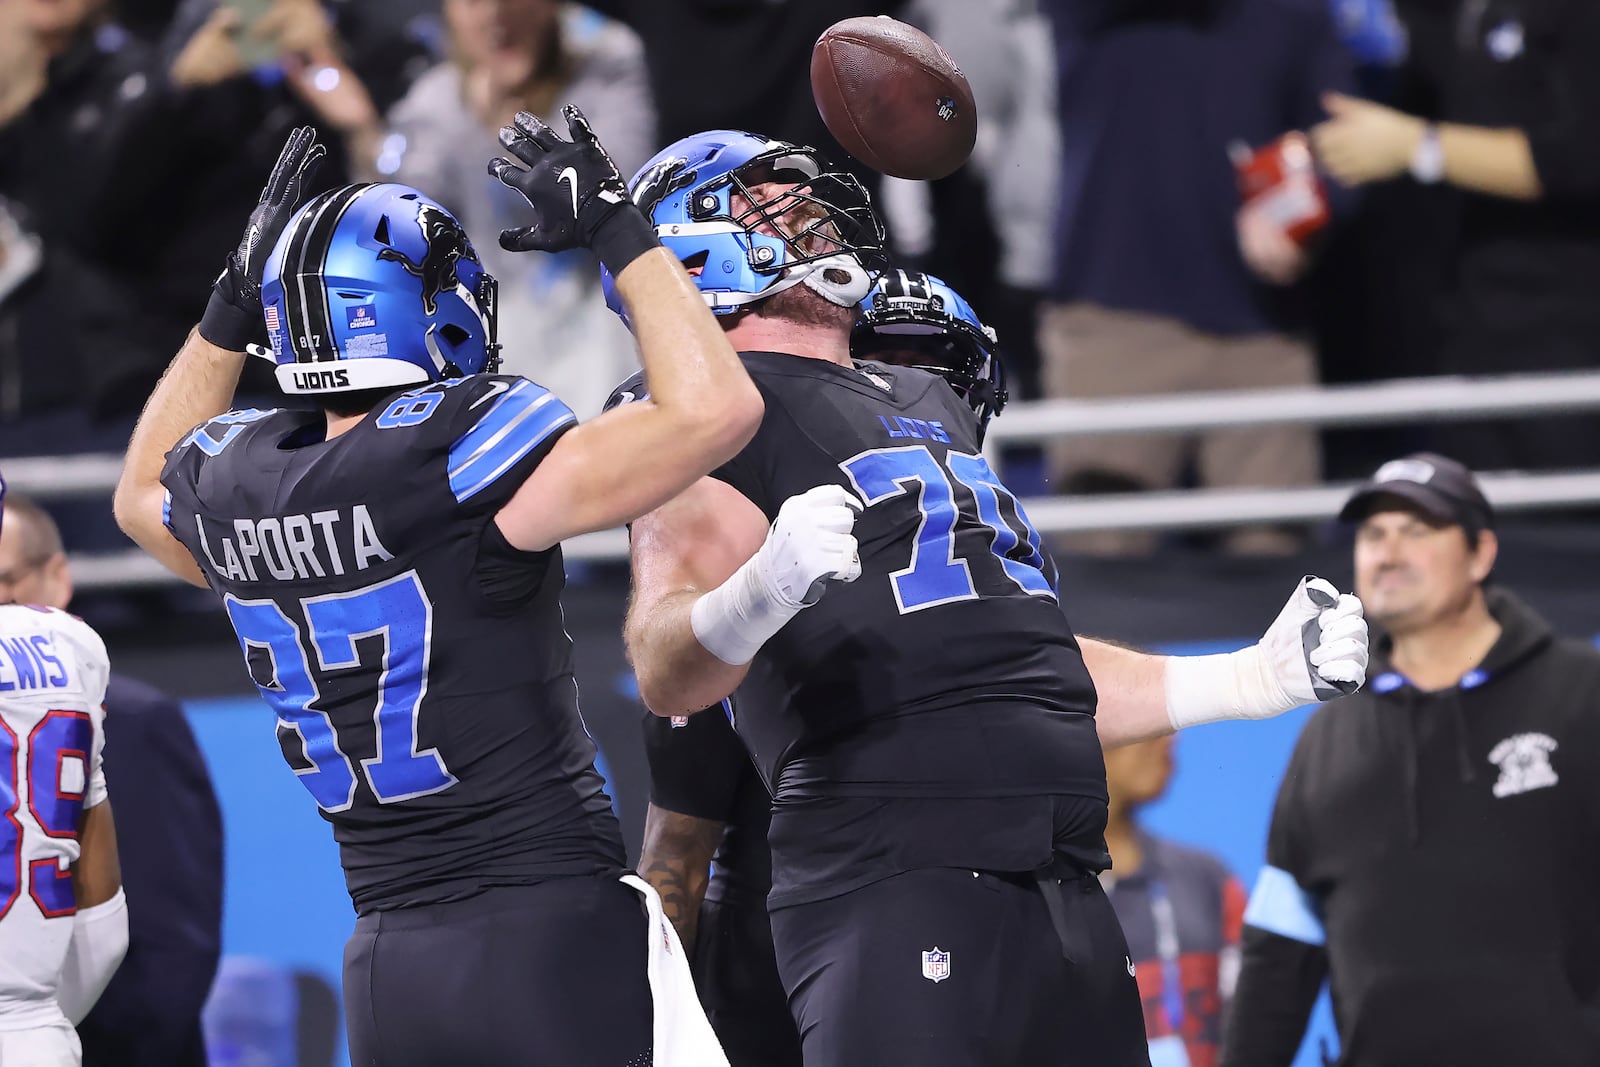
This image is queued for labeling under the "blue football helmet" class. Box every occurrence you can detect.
[602,130,885,321]
[852,270,1009,438]
[259,183,500,393]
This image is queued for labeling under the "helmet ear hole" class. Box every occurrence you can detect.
[439,323,471,348]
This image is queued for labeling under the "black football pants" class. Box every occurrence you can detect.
[770,865,1151,1067]
[343,875,653,1067]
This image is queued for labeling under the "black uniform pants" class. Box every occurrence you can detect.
[694,896,804,1067]
[342,876,653,1067]
[769,866,1151,1067]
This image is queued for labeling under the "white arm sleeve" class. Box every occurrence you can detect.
[56,888,129,1024]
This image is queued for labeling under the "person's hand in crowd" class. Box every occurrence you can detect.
[282,53,380,137]
[1310,92,1425,187]
[1236,202,1309,286]
[169,6,246,90]
[258,0,383,153]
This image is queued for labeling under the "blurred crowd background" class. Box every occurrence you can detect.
[6,0,1598,524]
[3,1,1599,1065]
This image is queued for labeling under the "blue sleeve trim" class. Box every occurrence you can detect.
[162,489,174,532]
[1244,865,1326,946]
[447,380,576,503]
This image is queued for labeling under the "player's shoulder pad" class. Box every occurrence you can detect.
[171,407,282,463]
[443,374,576,504]
[603,370,650,414]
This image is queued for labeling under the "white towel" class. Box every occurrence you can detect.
[619,874,731,1067]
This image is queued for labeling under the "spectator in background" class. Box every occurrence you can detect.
[1103,734,1246,1067]
[0,0,161,427]
[0,495,225,1067]
[0,0,354,433]
[295,0,655,416]
[1310,2,1600,473]
[1224,453,1600,1067]
[1037,0,1357,556]
[877,0,1059,400]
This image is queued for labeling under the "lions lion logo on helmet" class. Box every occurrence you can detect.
[377,203,478,316]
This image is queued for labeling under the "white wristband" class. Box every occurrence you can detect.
[1409,123,1444,184]
[690,555,806,666]
[1164,645,1292,731]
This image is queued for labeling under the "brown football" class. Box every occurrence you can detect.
[811,16,977,181]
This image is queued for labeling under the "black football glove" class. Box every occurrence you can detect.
[198,126,327,352]
[488,105,659,275]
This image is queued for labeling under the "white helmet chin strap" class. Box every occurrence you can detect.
[700,253,874,313]
[800,253,874,307]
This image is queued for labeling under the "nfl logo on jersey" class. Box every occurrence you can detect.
[670,715,689,728]
[921,947,950,983]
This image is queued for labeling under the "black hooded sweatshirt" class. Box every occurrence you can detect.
[1222,588,1600,1067]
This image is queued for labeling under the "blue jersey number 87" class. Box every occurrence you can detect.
[224,571,456,812]
[841,446,1054,614]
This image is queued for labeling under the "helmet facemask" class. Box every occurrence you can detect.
[692,149,884,308]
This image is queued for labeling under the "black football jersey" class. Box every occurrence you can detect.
[611,352,1104,807]
[161,375,625,913]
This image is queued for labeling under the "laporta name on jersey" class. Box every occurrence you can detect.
[0,628,71,691]
[187,504,394,584]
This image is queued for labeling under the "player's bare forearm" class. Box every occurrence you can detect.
[494,249,763,551]
[1078,637,1174,749]
[113,329,242,587]
[1438,124,1542,200]
[72,800,122,909]
[627,587,750,716]
[638,803,722,957]
[626,477,768,715]
[614,246,762,450]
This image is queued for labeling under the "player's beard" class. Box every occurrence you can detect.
[757,275,859,330]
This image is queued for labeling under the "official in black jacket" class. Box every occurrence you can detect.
[1223,453,1600,1067]
[0,495,224,1067]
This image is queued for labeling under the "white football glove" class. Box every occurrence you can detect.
[1166,576,1369,730]
[1266,575,1369,702]
[692,484,863,665]
[757,484,864,607]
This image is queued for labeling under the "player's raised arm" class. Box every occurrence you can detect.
[485,108,762,553]
[115,127,327,586]
[1082,576,1371,748]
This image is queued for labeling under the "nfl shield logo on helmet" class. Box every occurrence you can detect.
[921,947,950,983]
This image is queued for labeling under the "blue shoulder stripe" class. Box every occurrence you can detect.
[1244,865,1327,946]
[448,380,576,503]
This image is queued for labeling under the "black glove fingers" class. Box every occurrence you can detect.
[509,110,561,149]
[497,126,547,168]
[488,156,533,194]
[285,141,328,203]
[497,225,539,252]
[561,104,596,146]
[265,126,318,204]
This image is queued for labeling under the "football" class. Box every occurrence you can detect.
[810,16,977,181]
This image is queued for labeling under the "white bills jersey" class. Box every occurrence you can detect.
[0,605,109,1030]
